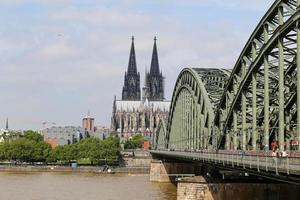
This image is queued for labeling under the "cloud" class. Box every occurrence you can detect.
[37,42,78,60]
[0,0,273,129]
[0,0,70,6]
[150,0,274,11]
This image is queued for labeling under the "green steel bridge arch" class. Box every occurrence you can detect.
[216,0,300,151]
[157,68,230,151]
[154,0,300,152]
[154,119,167,150]
[151,0,300,184]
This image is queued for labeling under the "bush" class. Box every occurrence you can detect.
[124,134,144,149]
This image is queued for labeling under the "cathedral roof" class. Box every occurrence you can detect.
[115,100,170,112]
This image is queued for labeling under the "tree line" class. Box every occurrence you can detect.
[0,130,120,165]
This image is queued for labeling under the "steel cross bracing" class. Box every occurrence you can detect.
[154,119,167,150]
[216,0,300,151]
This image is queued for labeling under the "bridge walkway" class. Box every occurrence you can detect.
[150,150,300,183]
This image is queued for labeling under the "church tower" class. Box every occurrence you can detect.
[145,37,164,101]
[122,36,141,101]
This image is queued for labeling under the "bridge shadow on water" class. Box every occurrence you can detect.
[205,179,300,200]
[191,166,300,200]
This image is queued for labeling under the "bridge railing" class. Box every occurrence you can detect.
[150,150,300,176]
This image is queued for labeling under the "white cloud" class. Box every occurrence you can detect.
[0,0,273,129]
[150,0,274,11]
[37,42,78,60]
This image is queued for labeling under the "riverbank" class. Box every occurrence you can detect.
[0,165,150,174]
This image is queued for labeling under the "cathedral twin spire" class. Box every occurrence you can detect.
[122,36,141,101]
[150,37,160,75]
[127,36,138,75]
[122,36,164,101]
[146,37,164,101]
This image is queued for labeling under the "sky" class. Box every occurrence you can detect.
[0,0,274,130]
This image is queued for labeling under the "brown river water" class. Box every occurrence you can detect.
[0,172,177,200]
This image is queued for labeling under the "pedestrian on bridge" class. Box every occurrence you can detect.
[272,150,277,166]
[276,148,283,166]
[291,139,298,150]
[240,149,246,161]
[263,144,269,155]
[271,139,277,151]
[281,150,288,165]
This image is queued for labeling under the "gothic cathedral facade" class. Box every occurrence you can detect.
[111,37,170,141]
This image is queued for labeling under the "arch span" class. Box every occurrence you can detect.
[154,119,167,150]
[154,0,300,152]
[154,68,229,150]
[215,0,300,150]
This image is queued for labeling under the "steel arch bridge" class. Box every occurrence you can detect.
[151,0,300,183]
[158,68,230,151]
[154,0,300,152]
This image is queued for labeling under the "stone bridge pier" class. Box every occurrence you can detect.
[149,160,195,182]
[150,160,300,200]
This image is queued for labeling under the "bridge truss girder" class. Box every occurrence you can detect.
[216,0,300,151]
[154,0,300,152]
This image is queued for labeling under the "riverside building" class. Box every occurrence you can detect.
[42,113,104,148]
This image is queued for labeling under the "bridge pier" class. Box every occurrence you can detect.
[177,176,300,200]
[149,160,194,182]
[177,176,212,200]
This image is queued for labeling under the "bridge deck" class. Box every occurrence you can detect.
[150,150,300,184]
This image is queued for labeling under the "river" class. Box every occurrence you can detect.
[0,172,177,200]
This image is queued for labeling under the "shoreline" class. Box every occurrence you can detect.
[0,165,150,174]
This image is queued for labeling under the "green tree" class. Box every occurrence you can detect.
[23,130,43,142]
[52,145,66,162]
[64,144,79,161]
[0,131,121,165]
[98,137,120,162]
[47,149,58,163]
[52,143,79,163]
[5,138,35,162]
[0,144,5,160]
[78,137,101,160]
[0,131,53,163]
[132,134,144,148]
[76,137,120,164]
[124,134,144,149]
[32,142,52,162]
[124,140,136,149]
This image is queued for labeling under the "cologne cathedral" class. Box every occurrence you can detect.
[111,36,170,140]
